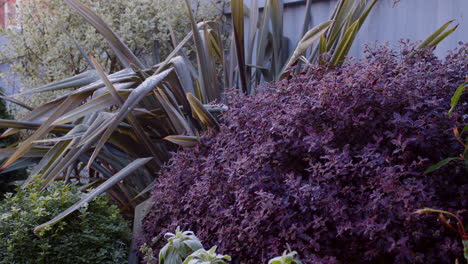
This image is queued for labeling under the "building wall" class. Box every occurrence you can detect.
[0,0,17,28]
[0,0,19,96]
[246,0,468,59]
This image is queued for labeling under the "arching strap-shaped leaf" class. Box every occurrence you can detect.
[254,0,272,82]
[39,113,116,188]
[53,89,132,125]
[424,157,460,174]
[0,96,33,111]
[14,70,99,96]
[411,20,459,58]
[231,0,247,94]
[89,55,125,105]
[168,24,199,79]
[0,93,88,170]
[87,69,172,168]
[153,31,193,74]
[428,24,459,48]
[300,0,314,39]
[62,26,94,68]
[164,135,200,147]
[331,0,377,66]
[279,20,333,80]
[76,112,116,148]
[58,67,137,101]
[0,158,38,174]
[1,99,70,138]
[184,0,219,102]
[268,0,285,77]
[90,54,161,167]
[64,0,145,69]
[162,57,194,114]
[32,133,85,144]
[330,19,359,66]
[0,147,49,159]
[187,93,219,130]
[154,88,194,136]
[34,157,152,233]
[417,20,455,49]
[23,125,89,187]
[0,119,74,134]
[2,73,120,137]
[448,82,467,117]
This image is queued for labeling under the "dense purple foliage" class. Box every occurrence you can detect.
[140,42,468,263]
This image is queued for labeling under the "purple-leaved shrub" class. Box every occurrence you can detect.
[140,42,468,264]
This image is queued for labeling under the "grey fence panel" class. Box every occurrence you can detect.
[353,0,468,58]
[246,0,467,59]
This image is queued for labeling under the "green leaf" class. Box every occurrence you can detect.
[424,157,460,174]
[325,0,355,51]
[331,0,377,66]
[34,157,152,233]
[417,20,454,49]
[279,20,333,79]
[461,125,468,136]
[330,19,359,66]
[318,34,328,57]
[428,24,458,47]
[448,82,466,117]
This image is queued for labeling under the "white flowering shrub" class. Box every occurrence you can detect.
[0,0,225,112]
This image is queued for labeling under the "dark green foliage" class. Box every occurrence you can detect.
[0,179,131,264]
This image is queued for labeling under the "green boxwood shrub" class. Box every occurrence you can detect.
[0,180,131,264]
